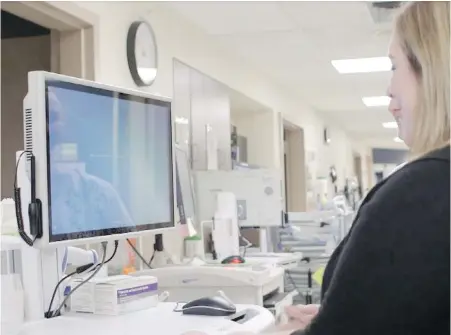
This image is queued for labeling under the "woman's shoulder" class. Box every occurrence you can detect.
[394,146,448,180]
[358,146,450,238]
[371,146,449,203]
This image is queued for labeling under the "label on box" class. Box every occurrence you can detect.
[116,283,158,304]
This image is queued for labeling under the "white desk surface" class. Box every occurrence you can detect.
[17,303,274,335]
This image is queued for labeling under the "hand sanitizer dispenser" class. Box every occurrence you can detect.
[212,192,240,260]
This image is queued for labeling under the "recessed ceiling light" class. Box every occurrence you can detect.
[331,57,392,74]
[394,136,403,143]
[382,121,398,129]
[362,96,391,107]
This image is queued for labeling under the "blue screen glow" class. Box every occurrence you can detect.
[45,81,173,242]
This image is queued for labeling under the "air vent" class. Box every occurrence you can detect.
[372,1,402,10]
[24,108,33,160]
[368,1,402,24]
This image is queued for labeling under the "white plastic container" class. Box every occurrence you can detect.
[184,239,204,259]
[1,274,24,335]
[0,198,18,235]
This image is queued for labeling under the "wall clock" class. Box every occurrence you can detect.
[126,20,158,87]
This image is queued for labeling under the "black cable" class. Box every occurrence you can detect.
[173,301,187,312]
[14,151,35,246]
[46,271,75,319]
[13,151,27,190]
[285,257,314,302]
[307,268,313,304]
[89,240,119,273]
[47,241,120,318]
[149,250,156,265]
[52,242,108,318]
[45,262,94,319]
[126,238,152,269]
[285,270,303,298]
[105,240,119,264]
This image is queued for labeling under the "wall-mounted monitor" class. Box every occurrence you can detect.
[22,71,175,247]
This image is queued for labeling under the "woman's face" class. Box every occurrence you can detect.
[387,35,419,146]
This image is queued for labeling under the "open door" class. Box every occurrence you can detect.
[366,155,373,189]
[1,2,96,198]
[353,154,363,195]
[283,121,306,212]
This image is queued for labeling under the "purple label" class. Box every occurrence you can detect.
[117,283,158,299]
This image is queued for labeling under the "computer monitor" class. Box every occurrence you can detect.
[22,71,175,247]
[193,169,283,228]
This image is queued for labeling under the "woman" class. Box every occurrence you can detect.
[282,2,450,334]
[185,2,449,335]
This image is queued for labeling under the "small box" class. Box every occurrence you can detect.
[94,275,158,315]
[71,275,158,315]
[71,275,131,314]
[70,278,98,314]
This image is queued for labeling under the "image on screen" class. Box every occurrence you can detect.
[45,80,174,242]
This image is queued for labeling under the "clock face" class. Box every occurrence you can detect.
[127,21,158,86]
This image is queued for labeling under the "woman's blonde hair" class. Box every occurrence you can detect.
[394,1,450,156]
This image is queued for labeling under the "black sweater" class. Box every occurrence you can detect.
[293,146,450,335]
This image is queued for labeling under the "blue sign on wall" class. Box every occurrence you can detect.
[372,148,408,165]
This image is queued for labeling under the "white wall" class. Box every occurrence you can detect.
[232,111,278,168]
[70,2,367,258]
[75,2,363,173]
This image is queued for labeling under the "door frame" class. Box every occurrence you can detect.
[283,120,307,212]
[1,1,99,195]
[1,1,98,80]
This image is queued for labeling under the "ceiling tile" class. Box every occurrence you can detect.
[163,1,397,144]
[167,2,297,35]
[279,1,374,30]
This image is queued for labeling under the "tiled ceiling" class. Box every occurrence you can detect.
[164,1,404,147]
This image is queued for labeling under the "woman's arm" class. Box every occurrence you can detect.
[293,160,450,335]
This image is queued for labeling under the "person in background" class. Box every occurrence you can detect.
[47,89,135,236]
[232,2,450,334]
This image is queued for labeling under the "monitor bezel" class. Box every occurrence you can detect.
[174,144,197,226]
[26,71,176,248]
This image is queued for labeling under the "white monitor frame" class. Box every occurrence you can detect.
[193,169,283,228]
[22,71,176,248]
[174,144,197,226]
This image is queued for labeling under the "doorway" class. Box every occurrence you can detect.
[0,2,96,198]
[353,154,363,197]
[283,121,306,212]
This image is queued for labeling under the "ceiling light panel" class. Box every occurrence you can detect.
[362,96,390,107]
[332,57,391,74]
[382,121,397,128]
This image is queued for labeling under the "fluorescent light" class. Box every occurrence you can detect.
[331,57,391,74]
[362,96,391,107]
[394,136,404,143]
[175,116,189,125]
[382,122,398,129]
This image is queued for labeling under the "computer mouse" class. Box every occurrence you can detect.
[221,255,245,264]
[182,296,237,316]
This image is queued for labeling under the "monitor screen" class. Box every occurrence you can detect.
[45,80,174,242]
